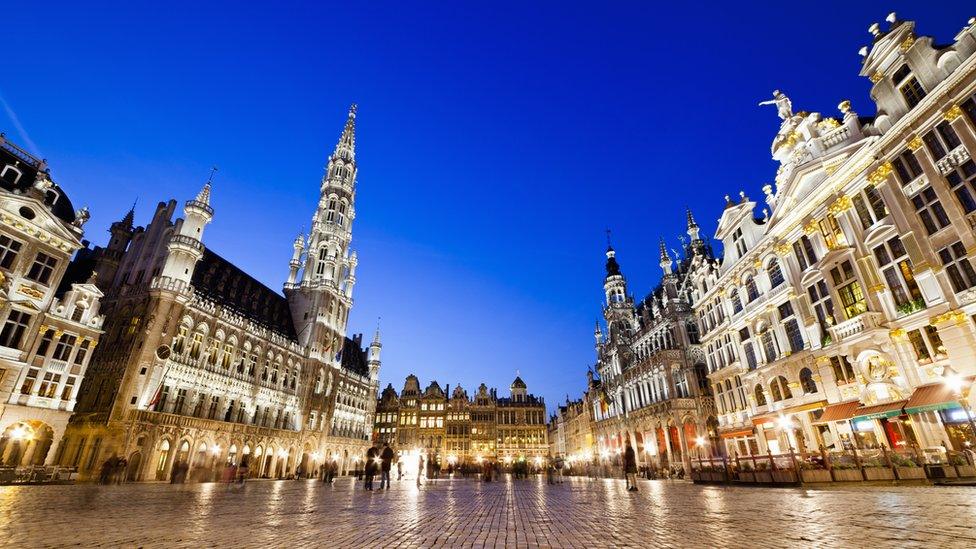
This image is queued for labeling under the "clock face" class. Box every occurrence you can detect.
[155,345,172,360]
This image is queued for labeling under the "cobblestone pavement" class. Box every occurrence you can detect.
[2,476,976,548]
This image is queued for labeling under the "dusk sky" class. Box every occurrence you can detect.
[3,2,972,411]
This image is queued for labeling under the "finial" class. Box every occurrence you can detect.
[685,207,698,229]
[659,238,670,261]
[838,100,852,114]
[868,23,880,37]
[605,227,613,250]
[348,103,358,118]
[739,191,747,202]
[858,46,868,57]
[373,317,381,344]
[207,165,218,184]
[886,12,897,25]
[724,194,731,203]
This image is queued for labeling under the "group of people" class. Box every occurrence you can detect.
[362,442,396,490]
[98,454,128,485]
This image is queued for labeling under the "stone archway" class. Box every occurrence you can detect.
[0,420,55,466]
[127,451,142,481]
[154,439,172,481]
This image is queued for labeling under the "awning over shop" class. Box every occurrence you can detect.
[751,400,829,426]
[720,429,754,439]
[903,377,975,415]
[751,416,773,427]
[850,399,908,422]
[813,401,860,424]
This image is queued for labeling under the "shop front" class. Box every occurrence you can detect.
[903,378,976,451]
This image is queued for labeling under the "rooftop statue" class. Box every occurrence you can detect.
[758,90,793,120]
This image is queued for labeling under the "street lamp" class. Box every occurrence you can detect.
[944,374,976,449]
[777,415,795,452]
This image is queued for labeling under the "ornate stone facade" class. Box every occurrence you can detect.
[60,106,381,480]
[0,137,105,467]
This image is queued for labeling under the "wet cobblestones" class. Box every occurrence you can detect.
[1,476,975,547]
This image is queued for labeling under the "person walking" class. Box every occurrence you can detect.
[364,446,377,490]
[397,459,403,481]
[546,454,555,485]
[554,455,565,484]
[416,454,424,488]
[380,443,394,489]
[624,440,638,492]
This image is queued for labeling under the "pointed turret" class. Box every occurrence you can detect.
[368,324,382,381]
[686,208,700,241]
[605,246,621,278]
[287,232,305,285]
[659,238,673,275]
[161,176,214,285]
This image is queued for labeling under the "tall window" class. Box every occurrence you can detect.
[818,215,847,250]
[799,368,818,394]
[892,149,924,186]
[946,160,976,214]
[172,326,187,355]
[745,277,759,302]
[852,186,889,229]
[20,368,39,395]
[188,331,204,360]
[911,187,950,235]
[778,302,804,352]
[923,121,962,160]
[767,261,784,289]
[0,310,32,349]
[206,338,219,366]
[0,235,23,270]
[61,376,76,401]
[831,260,867,320]
[769,376,792,401]
[732,228,747,257]
[73,339,90,365]
[754,384,767,406]
[807,280,835,339]
[173,388,187,415]
[793,235,817,271]
[894,64,926,108]
[964,95,976,125]
[830,356,856,385]
[740,327,757,370]
[730,289,743,314]
[873,236,923,310]
[52,334,76,361]
[908,326,946,363]
[939,241,976,293]
[26,252,57,285]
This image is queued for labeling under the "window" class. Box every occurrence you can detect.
[911,186,951,235]
[908,325,947,364]
[799,368,817,394]
[739,327,757,370]
[732,228,746,257]
[26,252,57,285]
[173,388,187,415]
[807,280,835,339]
[831,260,867,320]
[155,385,171,412]
[852,186,888,229]
[61,376,76,401]
[963,96,976,125]
[893,64,926,108]
[37,372,61,398]
[818,215,847,250]
[188,331,204,360]
[778,302,804,352]
[939,241,976,293]
[206,338,219,366]
[0,235,23,270]
[754,384,767,406]
[767,261,784,289]
[52,333,76,361]
[793,235,817,271]
[830,356,856,385]
[760,329,778,363]
[873,236,923,310]
[730,289,743,314]
[73,339,91,365]
[20,368,39,395]
[207,395,219,419]
[923,121,962,160]
[892,150,924,186]
[745,277,759,302]
[36,328,54,356]
[0,310,32,349]
[946,160,976,214]
[221,343,233,369]
[769,376,792,402]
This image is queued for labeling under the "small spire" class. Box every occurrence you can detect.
[372,317,381,345]
[605,227,613,251]
[659,238,670,262]
[685,207,698,230]
[196,181,212,205]
[121,198,136,228]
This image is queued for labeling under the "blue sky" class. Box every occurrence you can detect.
[4,2,972,411]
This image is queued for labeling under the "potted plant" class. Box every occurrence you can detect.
[892,454,926,480]
[736,461,755,483]
[861,457,895,481]
[754,461,773,483]
[830,462,864,482]
[798,460,832,483]
[952,454,976,478]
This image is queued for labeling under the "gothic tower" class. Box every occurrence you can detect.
[286,105,360,364]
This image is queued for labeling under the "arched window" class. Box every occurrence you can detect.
[316,247,328,276]
[724,379,734,410]
[770,380,782,402]
[754,384,767,406]
[768,261,785,288]
[206,337,219,366]
[730,289,743,314]
[189,331,205,360]
[172,325,188,355]
[799,368,818,394]
[715,384,725,412]
[746,277,760,302]
[778,376,793,399]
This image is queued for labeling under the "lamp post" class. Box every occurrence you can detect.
[945,374,976,450]
[777,415,795,452]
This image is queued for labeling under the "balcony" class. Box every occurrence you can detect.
[827,312,885,345]
[168,234,204,254]
[936,145,971,176]
[821,124,851,149]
